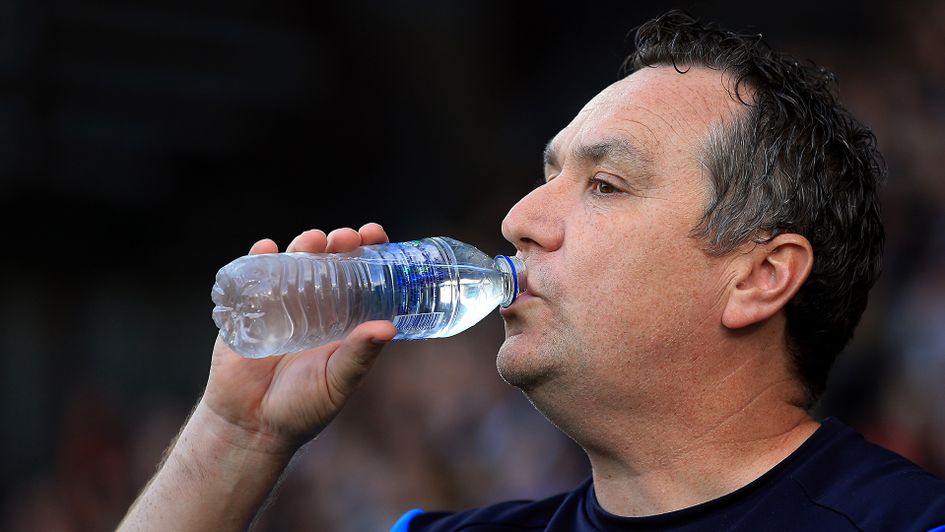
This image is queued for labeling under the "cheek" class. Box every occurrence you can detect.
[566,191,707,271]
[563,225,710,333]
[558,240,646,337]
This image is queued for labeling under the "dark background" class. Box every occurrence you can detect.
[2,0,944,530]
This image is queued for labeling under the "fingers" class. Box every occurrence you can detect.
[325,227,361,253]
[358,222,389,245]
[324,320,397,403]
[262,222,388,256]
[287,229,328,253]
[249,239,278,255]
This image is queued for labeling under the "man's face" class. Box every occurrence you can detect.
[497,66,744,403]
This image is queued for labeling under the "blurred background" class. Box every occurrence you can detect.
[1,0,943,529]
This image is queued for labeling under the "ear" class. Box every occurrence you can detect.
[722,234,813,330]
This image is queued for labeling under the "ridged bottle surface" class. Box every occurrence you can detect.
[211,237,524,358]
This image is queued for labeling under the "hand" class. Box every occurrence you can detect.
[201,223,397,456]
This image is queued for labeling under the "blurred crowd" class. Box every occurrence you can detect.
[2,2,945,531]
[811,0,945,477]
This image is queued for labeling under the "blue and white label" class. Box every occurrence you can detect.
[384,239,454,336]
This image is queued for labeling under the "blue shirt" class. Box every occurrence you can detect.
[393,418,945,531]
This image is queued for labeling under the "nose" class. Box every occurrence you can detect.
[501,180,565,255]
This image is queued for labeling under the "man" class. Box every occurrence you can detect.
[120,11,945,531]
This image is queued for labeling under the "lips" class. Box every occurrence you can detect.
[500,278,541,318]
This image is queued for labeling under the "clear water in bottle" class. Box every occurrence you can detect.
[211,237,525,358]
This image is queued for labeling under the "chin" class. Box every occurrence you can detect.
[496,334,560,392]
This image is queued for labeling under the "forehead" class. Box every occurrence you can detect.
[549,66,742,163]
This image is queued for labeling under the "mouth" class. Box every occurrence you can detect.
[499,288,539,318]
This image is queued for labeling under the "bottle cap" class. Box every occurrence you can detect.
[494,255,527,308]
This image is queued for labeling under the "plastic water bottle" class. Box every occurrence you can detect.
[211,237,526,358]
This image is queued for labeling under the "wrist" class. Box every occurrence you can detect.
[189,399,301,461]
[120,400,300,531]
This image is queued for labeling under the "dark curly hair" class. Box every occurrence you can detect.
[625,11,885,406]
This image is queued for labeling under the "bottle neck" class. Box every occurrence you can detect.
[494,255,526,307]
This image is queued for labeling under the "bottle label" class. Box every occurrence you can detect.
[387,239,452,335]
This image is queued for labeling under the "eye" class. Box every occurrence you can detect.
[591,177,619,195]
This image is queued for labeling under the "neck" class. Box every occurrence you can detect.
[587,399,817,516]
[527,326,818,517]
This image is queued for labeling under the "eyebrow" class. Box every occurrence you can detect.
[543,137,649,172]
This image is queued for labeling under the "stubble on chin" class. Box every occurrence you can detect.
[495,333,563,392]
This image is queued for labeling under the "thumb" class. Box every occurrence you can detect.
[325,320,397,404]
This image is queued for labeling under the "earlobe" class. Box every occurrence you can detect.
[721,234,813,330]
